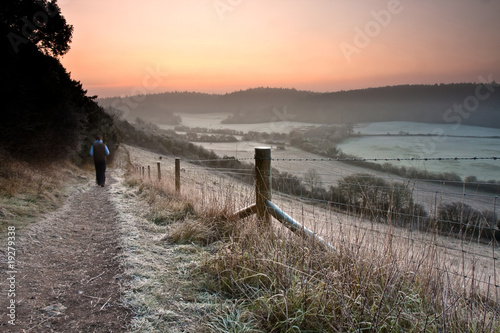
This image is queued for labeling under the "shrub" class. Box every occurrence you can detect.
[437,202,499,241]
[336,173,428,224]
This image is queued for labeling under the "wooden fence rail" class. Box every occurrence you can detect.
[265,199,336,252]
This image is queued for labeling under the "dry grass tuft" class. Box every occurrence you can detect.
[0,151,88,236]
[201,219,499,332]
[168,219,216,245]
[203,301,262,333]
[168,216,240,246]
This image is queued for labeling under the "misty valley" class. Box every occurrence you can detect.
[99,85,500,183]
[154,115,500,184]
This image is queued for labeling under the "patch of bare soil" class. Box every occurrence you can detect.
[0,174,131,332]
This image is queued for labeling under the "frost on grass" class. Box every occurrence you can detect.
[109,169,215,332]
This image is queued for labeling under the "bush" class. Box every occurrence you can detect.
[437,202,499,241]
[336,173,428,225]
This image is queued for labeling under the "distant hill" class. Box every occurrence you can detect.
[98,84,500,128]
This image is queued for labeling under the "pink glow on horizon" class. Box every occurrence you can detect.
[59,0,500,98]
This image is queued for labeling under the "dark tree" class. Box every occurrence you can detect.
[1,0,119,162]
[2,0,73,56]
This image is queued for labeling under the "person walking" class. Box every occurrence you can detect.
[90,135,110,187]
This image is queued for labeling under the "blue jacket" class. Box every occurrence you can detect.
[90,140,110,157]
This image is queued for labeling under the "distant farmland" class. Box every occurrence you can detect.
[162,117,499,216]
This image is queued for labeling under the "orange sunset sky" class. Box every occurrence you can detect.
[58,0,500,98]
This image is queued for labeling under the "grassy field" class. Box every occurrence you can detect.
[125,144,500,332]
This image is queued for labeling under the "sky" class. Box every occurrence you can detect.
[58,0,500,98]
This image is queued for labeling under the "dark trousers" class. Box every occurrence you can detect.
[94,160,106,186]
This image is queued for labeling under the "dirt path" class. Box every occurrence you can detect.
[0,172,131,332]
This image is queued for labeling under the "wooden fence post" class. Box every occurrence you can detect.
[175,158,180,193]
[148,165,151,179]
[230,147,335,252]
[157,162,161,181]
[255,147,272,227]
[142,166,145,178]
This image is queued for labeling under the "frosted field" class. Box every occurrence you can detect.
[158,112,320,134]
[339,122,500,180]
[159,116,500,181]
[354,121,500,137]
[337,136,499,179]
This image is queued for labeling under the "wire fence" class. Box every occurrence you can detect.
[128,145,500,304]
